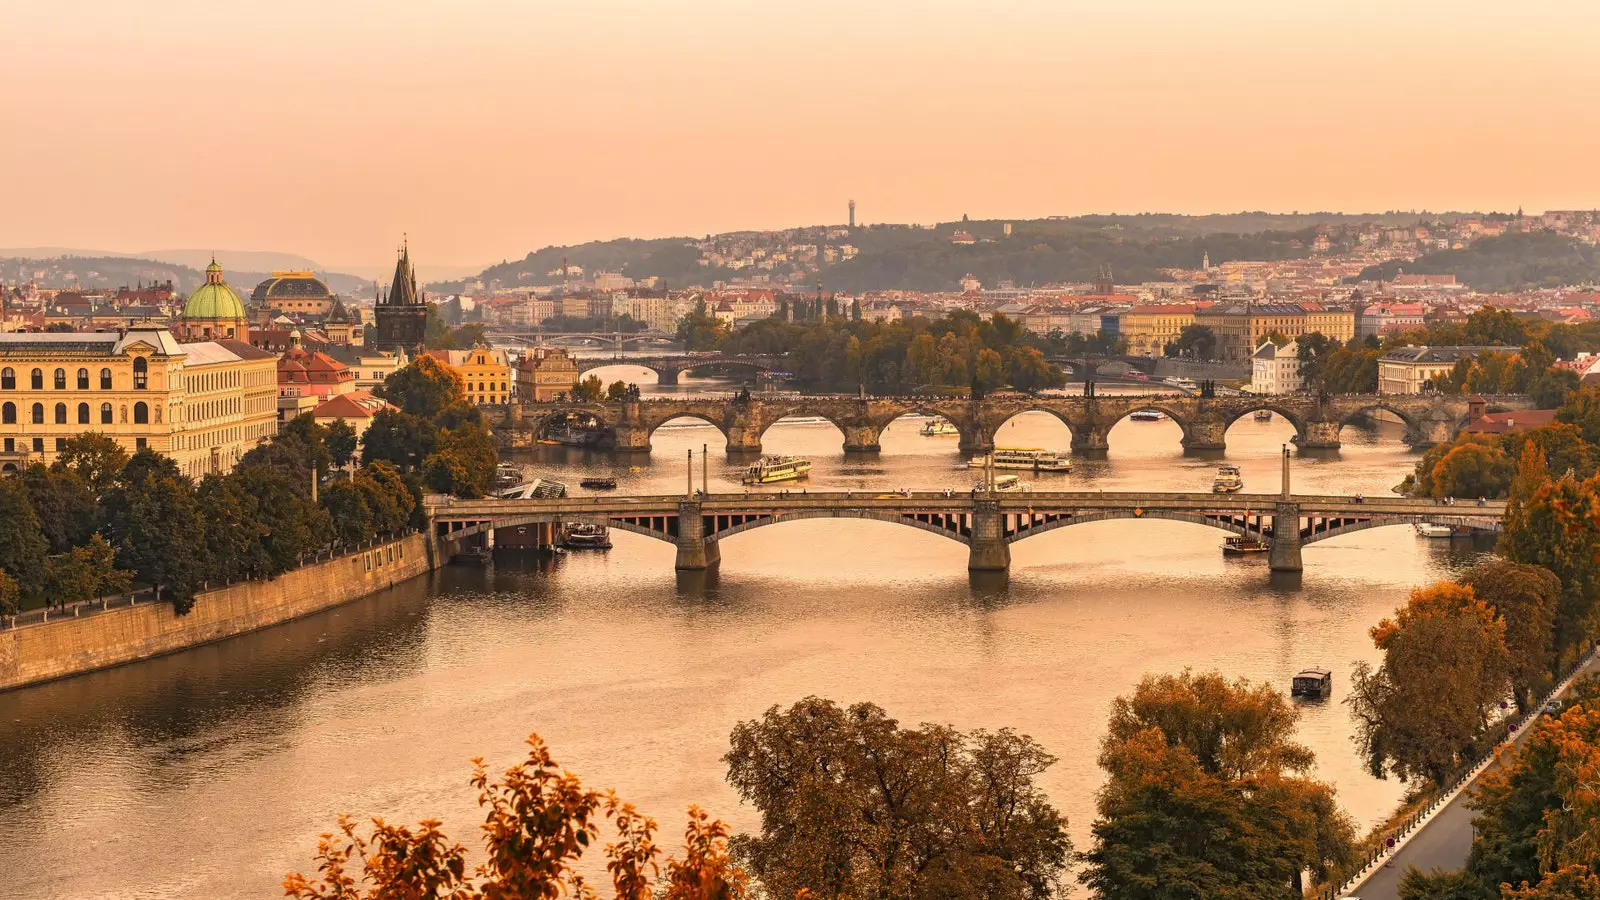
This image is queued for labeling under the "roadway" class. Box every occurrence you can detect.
[1346,649,1600,898]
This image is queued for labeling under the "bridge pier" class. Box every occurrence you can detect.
[1269,502,1302,572]
[842,424,882,453]
[1298,421,1341,450]
[614,425,651,452]
[655,367,681,386]
[1181,416,1227,453]
[968,500,1011,572]
[674,501,721,571]
[1070,427,1110,458]
[724,425,763,454]
[1410,416,1457,449]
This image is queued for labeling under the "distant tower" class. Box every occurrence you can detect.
[848,199,856,230]
[1094,264,1115,296]
[373,238,427,357]
[1202,251,1211,271]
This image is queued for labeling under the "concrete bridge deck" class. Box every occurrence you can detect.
[499,392,1535,455]
[427,490,1504,575]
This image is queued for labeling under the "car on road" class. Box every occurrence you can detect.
[1545,699,1563,715]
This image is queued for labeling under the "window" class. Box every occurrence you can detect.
[31,403,44,424]
[2,438,10,452]
[0,368,12,390]
[33,438,43,453]
[100,403,112,425]
[53,368,66,390]
[1,402,12,424]
[54,403,66,424]
[133,357,148,389]
[135,438,146,450]
[30,368,43,390]
[133,402,148,425]
[100,368,112,389]
[77,403,89,424]
[55,438,66,452]
[77,368,89,390]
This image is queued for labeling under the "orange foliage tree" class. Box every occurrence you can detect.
[284,733,749,900]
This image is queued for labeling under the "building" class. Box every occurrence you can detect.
[250,271,339,317]
[515,346,579,402]
[1195,303,1356,363]
[323,345,402,393]
[311,390,394,442]
[1121,304,1194,357]
[427,347,512,406]
[1378,346,1518,394]
[180,260,251,342]
[1462,408,1558,434]
[0,325,277,477]
[373,243,427,356]
[320,296,363,346]
[1250,340,1302,394]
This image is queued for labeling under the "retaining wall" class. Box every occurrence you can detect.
[0,532,438,693]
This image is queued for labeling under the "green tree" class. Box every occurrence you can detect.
[360,409,439,472]
[234,464,329,575]
[82,533,131,600]
[725,697,1071,900]
[196,472,272,582]
[605,380,630,401]
[0,570,18,616]
[678,301,729,351]
[101,450,209,613]
[1555,385,1600,446]
[321,479,374,546]
[570,374,605,403]
[1397,868,1490,900]
[0,476,49,602]
[377,355,465,420]
[973,347,1005,392]
[43,547,97,610]
[1174,324,1217,360]
[1459,561,1561,709]
[51,432,128,494]
[324,418,359,468]
[274,413,335,477]
[18,462,101,553]
[1529,368,1580,410]
[423,424,498,498]
[358,461,415,535]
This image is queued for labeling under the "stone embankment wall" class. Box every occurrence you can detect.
[0,532,437,693]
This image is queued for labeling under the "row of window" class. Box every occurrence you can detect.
[0,363,146,391]
[2,401,156,425]
[3,436,148,455]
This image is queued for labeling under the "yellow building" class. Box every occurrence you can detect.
[1378,345,1513,395]
[427,347,513,406]
[0,325,279,477]
[1196,303,1357,362]
[515,347,580,402]
[1120,305,1194,357]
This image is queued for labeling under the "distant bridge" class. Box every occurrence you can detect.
[490,330,677,348]
[427,489,1505,575]
[498,393,1535,455]
[572,353,785,384]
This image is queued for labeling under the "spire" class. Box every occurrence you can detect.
[385,240,419,307]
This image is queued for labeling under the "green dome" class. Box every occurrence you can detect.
[184,261,247,321]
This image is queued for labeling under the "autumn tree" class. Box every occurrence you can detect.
[377,354,466,420]
[570,374,606,403]
[1460,560,1561,709]
[1499,456,1600,661]
[1555,384,1600,446]
[1428,438,1514,499]
[1348,583,1513,785]
[0,570,18,616]
[724,697,1071,900]
[1083,671,1356,898]
[284,733,750,900]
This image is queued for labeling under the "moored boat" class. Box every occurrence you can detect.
[1253,410,1273,422]
[1292,668,1333,699]
[493,463,524,489]
[1129,410,1164,422]
[985,474,1030,493]
[1414,522,1455,538]
[1212,464,1244,493]
[560,523,612,549]
[969,448,1072,473]
[920,417,960,436]
[1222,536,1270,555]
[580,477,618,490]
[742,454,812,484]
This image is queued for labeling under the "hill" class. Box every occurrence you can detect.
[0,252,369,296]
[1351,232,1600,291]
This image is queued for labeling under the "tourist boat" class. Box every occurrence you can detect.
[493,463,524,489]
[580,477,618,490]
[984,474,1030,493]
[560,523,612,550]
[1173,377,1198,390]
[1129,410,1164,422]
[1253,410,1273,422]
[541,419,616,448]
[1212,464,1244,493]
[970,448,1072,473]
[742,454,812,484]
[920,417,960,436]
[1291,668,1333,699]
[1221,536,1270,555]
[1414,522,1455,538]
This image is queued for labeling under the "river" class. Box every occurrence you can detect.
[0,371,1492,899]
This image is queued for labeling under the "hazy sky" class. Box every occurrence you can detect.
[5,0,1600,271]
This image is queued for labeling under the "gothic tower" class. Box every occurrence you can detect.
[373,240,428,357]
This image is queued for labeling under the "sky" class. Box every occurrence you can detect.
[4,0,1600,274]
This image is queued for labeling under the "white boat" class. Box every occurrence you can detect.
[742,455,812,484]
[984,474,1030,493]
[1129,410,1164,422]
[969,448,1072,473]
[920,418,960,436]
[1414,522,1455,538]
[1212,465,1243,493]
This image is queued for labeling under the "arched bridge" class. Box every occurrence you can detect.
[425,491,1504,575]
[502,393,1536,455]
[572,353,784,385]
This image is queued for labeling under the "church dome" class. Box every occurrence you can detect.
[184,260,247,322]
[251,271,334,304]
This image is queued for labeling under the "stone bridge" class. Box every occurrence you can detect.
[502,393,1534,455]
[426,490,1505,575]
[572,353,784,385]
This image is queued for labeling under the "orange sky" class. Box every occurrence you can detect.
[4,0,1600,273]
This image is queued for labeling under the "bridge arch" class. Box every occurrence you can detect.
[1007,509,1262,544]
[1105,403,1195,436]
[755,404,852,442]
[643,412,729,444]
[873,406,973,447]
[986,406,1079,447]
[707,509,972,545]
[1220,401,1307,435]
[438,514,678,545]
[1300,515,1500,545]
[1335,402,1421,432]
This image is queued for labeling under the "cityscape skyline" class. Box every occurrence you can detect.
[5,1,1600,268]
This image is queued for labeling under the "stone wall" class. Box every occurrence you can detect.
[0,532,438,693]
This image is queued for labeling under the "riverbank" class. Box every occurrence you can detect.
[0,531,438,693]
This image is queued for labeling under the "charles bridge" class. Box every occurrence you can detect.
[426,484,1506,576]
[500,392,1536,455]
[573,353,784,384]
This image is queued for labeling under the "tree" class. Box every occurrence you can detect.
[51,432,128,494]
[973,347,1005,392]
[102,449,210,613]
[82,533,131,600]
[1349,583,1513,785]
[423,424,498,498]
[724,697,1071,900]
[377,355,465,420]
[1499,465,1600,660]
[321,479,374,546]
[18,462,100,553]
[0,570,18,616]
[1529,369,1579,410]
[606,380,631,401]
[324,419,358,468]
[42,547,97,610]
[1427,438,1514,499]
[1460,560,1561,709]
[1083,671,1355,898]
[1397,868,1490,900]
[275,413,335,477]
[361,409,438,472]
[678,301,729,351]
[570,374,605,403]
[0,476,49,602]
[1556,385,1600,446]
[197,472,272,582]
[1174,324,1217,360]
[357,462,415,536]
[233,464,329,575]
[285,733,751,900]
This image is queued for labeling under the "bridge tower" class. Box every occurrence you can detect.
[1269,446,1302,571]
[968,499,1011,571]
[674,500,721,570]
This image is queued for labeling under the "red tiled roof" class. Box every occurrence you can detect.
[1462,409,1559,434]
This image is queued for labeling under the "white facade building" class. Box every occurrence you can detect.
[1250,340,1303,394]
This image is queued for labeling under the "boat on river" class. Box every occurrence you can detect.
[920,417,960,436]
[1414,522,1455,538]
[1222,536,1270,555]
[560,523,612,550]
[985,474,1030,493]
[493,463,524,489]
[1129,410,1164,422]
[1212,465,1244,493]
[1292,668,1333,699]
[742,455,812,484]
[1253,410,1273,422]
[970,448,1072,473]
[580,477,618,490]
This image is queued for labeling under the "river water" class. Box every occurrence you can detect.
[0,372,1493,899]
